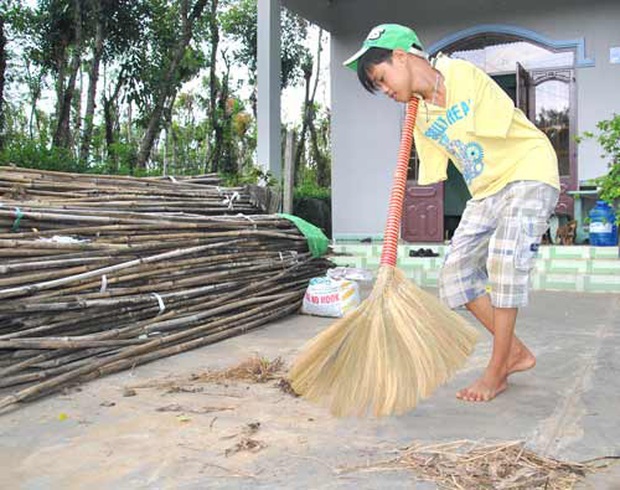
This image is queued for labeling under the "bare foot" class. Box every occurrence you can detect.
[508,342,536,375]
[456,370,508,402]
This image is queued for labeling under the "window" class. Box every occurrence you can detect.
[532,73,572,176]
[450,39,574,74]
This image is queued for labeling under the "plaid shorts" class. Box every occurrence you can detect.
[439,181,559,309]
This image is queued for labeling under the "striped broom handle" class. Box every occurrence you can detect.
[379,98,420,267]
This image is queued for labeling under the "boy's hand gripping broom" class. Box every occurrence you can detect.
[289,98,479,417]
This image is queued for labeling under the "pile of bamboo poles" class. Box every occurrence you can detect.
[0,166,258,215]
[0,168,332,411]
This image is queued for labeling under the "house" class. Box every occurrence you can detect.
[258,0,620,242]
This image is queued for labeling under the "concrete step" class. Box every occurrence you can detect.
[329,244,620,293]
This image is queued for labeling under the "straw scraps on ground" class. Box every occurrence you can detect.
[341,440,616,489]
[134,357,616,488]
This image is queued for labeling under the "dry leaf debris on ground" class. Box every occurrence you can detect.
[225,437,267,457]
[341,440,617,490]
[222,422,266,457]
[194,356,286,383]
[132,357,290,459]
[129,357,617,487]
[131,356,294,395]
[155,403,235,414]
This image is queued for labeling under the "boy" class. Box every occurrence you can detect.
[344,24,560,402]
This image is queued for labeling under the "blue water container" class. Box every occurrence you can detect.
[588,200,618,246]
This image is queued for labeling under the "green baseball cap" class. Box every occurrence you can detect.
[343,24,426,71]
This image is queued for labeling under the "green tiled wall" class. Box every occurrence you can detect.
[330,244,620,293]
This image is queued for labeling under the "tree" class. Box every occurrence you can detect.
[309,105,330,188]
[0,12,7,150]
[4,2,47,143]
[221,0,310,115]
[49,0,83,149]
[102,67,126,170]
[293,28,330,188]
[98,1,147,171]
[2,0,327,185]
[206,0,222,172]
[135,0,209,168]
[78,0,104,164]
[2,1,58,154]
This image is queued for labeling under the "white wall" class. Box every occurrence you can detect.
[571,3,620,181]
[331,36,403,238]
[330,1,620,238]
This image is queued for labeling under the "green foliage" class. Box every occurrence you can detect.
[220,0,256,81]
[285,103,331,189]
[293,180,330,200]
[95,142,139,175]
[593,115,620,204]
[0,135,85,173]
[219,165,276,187]
[122,0,211,121]
[292,180,331,237]
[1,0,328,194]
[579,114,620,206]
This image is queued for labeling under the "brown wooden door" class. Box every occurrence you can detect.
[402,181,444,243]
[520,67,577,217]
[516,62,532,116]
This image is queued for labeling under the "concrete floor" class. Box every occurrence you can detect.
[1,287,619,489]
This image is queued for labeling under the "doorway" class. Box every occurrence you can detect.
[443,72,516,240]
[402,33,578,243]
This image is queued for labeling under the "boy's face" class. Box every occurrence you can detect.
[367,50,413,103]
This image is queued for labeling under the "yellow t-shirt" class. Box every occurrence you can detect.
[414,55,560,199]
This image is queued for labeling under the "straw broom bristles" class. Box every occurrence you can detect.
[290,267,478,416]
[289,99,479,417]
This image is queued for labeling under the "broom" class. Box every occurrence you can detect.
[289,98,479,417]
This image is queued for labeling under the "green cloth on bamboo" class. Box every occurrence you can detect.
[12,207,23,232]
[278,213,329,258]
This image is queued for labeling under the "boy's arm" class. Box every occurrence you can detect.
[464,62,515,139]
[415,126,449,185]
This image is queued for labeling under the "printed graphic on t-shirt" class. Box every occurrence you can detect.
[448,140,485,185]
[423,99,486,185]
